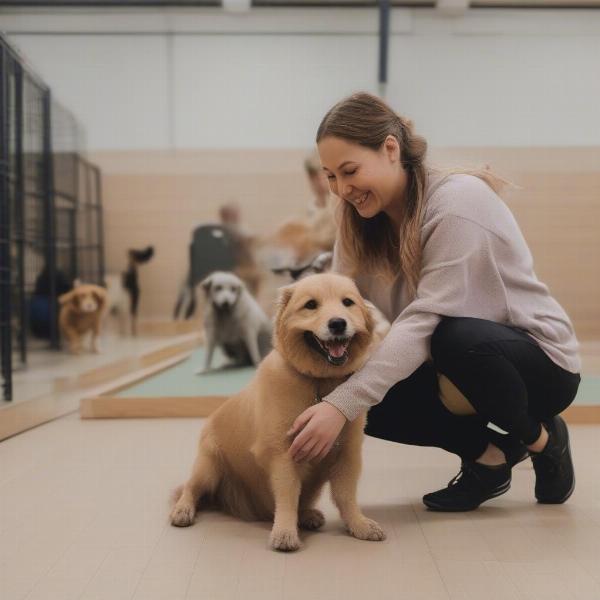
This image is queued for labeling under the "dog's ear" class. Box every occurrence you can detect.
[362,299,382,338]
[273,283,295,332]
[201,274,213,295]
[58,289,77,306]
[275,284,294,313]
[362,301,376,336]
[91,285,107,308]
[232,273,246,292]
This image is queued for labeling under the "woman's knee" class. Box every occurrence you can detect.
[430,317,473,366]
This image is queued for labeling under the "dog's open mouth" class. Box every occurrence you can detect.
[304,332,352,366]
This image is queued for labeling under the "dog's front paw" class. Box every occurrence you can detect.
[269,528,301,552]
[347,517,386,542]
[194,367,210,376]
[170,503,196,527]
[298,508,325,530]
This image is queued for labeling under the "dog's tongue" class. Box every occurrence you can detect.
[326,340,347,358]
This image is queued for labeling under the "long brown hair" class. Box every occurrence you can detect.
[316,92,507,297]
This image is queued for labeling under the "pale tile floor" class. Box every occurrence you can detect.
[1,414,600,600]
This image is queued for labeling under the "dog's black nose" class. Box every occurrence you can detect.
[328,318,347,335]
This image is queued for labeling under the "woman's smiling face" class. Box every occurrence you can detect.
[317,135,407,227]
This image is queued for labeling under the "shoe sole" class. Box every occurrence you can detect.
[423,479,511,512]
[536,416,575,504]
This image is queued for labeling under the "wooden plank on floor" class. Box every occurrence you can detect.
[80,395,227,418]
[140,337,200,368]
[77,358,139,388]
[1,335,201,441]
[78,397,600,421]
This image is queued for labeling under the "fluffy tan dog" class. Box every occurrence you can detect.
[171,273,386,551]
[58,283,107,354]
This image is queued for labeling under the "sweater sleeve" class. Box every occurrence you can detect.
[324,214,505,421]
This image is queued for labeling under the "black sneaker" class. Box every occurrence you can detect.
[487,429,529,467]
[531,415,575,504]
[423,461,511,512]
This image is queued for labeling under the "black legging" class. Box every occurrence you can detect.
[364,317,581,461]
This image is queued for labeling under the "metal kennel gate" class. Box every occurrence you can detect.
[0,34,105,402]
[0,42,12,402]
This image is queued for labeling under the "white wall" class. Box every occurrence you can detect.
[2,7,599,150]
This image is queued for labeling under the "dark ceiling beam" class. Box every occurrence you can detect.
[378,0,390,96]
[1,0,598,8]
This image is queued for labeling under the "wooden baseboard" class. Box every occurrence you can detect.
[79,394,600,424]
[562,405,600,424]
[80,395,227,418]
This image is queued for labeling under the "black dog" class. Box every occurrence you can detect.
[122,246,154,335]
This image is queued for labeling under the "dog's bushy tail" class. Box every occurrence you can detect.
[215,476,272,522]
[169,477,268,522]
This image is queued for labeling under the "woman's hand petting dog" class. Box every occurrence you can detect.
[288,401,347,463]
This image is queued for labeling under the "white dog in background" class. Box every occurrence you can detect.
[104,273,130,334]
[196,271,273,374]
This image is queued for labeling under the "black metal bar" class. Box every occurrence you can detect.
[15,63,27,365]
[69,207,77,281]
[0,43,13,401]
[73,142,80,281]
[0,0,221,5]
[95,166,105,284]
[0,0,221,8]
[84,159,92,281]
[1,1,597,8]
[43,89,59,349]
[378,0,390,86]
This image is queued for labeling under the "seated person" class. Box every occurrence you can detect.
[218,201,262,296]
[304,151,337,252]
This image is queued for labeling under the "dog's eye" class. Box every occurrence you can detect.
[303,299,318,310]
[342,298,355,307]
[215,285,222,292]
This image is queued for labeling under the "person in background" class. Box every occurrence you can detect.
[219,201,262,296]
[303,151,337,252]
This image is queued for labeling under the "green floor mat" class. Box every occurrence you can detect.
[573,376,600,406]
[117,347,255,397]
[118,345,600,406]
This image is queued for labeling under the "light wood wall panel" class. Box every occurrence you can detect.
[94,149,312,320]
[91,147,600,339]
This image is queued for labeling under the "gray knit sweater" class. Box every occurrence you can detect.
[324,171,581,421]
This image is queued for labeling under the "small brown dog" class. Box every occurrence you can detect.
[58,283,107,354]
[170,273,386,551]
